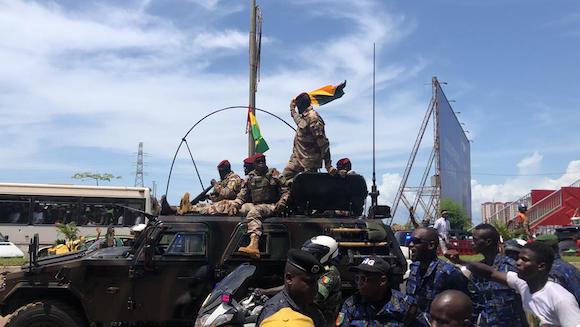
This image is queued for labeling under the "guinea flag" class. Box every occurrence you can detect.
[308,81,346,107]
[248,109,269,153]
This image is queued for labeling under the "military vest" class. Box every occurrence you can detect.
[248,169,280,204]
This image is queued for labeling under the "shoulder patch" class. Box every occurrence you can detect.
[321,275,330,285]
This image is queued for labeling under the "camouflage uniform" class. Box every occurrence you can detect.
[471,254,527,327]
[234,168,289,236]
[180,172,242,215]
[405,259,473,319]
[549,256,580,304]
[336,289,410,327]
[283,107,332,179]
[315,265,342,325]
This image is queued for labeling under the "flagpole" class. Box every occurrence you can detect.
[248,0,257,156]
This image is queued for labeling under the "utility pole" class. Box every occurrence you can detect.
[248,0,258,156]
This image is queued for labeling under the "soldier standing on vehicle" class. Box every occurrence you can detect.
[229,153,289,259]
[535,234,580,304]
[256,236,341,326]
[406,227,473,320]
[469,224,527,327]
[257,249,325,327]
[283,93,337,180]
[428,290,473,327]
[336,256,413,326]
[177,160,242,215]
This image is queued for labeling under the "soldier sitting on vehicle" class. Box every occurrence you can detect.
[336,158,357,177]
[176,159,243,215]
[229,153,289,259]
[283,93,337,181]
[243,155,256,176]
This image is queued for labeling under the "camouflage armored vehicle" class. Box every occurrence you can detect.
[0,173,406,326]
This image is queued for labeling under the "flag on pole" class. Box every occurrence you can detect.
[308,81,346,107]
[248,109,269,153]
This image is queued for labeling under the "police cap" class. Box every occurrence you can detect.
[349,255,390,275]
[287,249,322,275]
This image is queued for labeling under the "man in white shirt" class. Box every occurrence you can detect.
[447,242,580,327]
[433,210,451,254]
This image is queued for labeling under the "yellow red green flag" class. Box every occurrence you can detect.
[308,81,346,107]
[248,109,269,153]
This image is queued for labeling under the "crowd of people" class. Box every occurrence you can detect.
[257,225,579,327]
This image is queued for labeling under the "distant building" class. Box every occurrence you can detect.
[481,202,515,224]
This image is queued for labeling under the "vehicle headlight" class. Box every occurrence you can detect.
[194,313,234,327]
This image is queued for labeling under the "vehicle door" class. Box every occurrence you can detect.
[218,223,289,289]
[131,222,211,323]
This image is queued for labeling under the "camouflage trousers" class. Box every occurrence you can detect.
[178,192,236,215]
[240,203,276,236]
[282,152,320,180]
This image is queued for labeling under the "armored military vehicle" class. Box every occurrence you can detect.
[0,173,406,326]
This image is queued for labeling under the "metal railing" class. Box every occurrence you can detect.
[528,190,562,226]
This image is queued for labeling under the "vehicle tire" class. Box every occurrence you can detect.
[4,301,86,327]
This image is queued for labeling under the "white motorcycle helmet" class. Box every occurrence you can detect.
[301,235,339,265]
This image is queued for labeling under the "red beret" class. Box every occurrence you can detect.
[337,158,351,167]
[243,156,255,165]
[254,153,266,160]
[217,160,230,168]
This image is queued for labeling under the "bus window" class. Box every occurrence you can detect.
[33,199,78,225]
[80,201,124,226]
[0,198,30,224]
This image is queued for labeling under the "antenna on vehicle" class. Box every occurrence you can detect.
[369,43,380,212]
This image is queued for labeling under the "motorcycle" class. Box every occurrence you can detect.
[194,263,269,327]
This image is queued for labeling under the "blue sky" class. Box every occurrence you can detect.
[1,0,579,223]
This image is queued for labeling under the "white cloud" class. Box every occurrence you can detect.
[194,30,248,50]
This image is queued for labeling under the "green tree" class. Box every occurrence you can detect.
[56,222,80,251]
[439,198,471,231]
[72,172,121,186]
[492,219,519,240]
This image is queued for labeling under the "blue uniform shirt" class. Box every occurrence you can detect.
[471,254,527,327]
[550,257,580,304]
[336,289,410,327]
[406,259,472,314]
[257,289,325,327]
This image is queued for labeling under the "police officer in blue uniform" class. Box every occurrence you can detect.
[336,256,413,326]
[471,224,527,327]
[536,234,580,304]
[257,249,326,327]
[406,227,474,323]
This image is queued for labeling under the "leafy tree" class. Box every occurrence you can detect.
[72,172,121,186]
[56,222,80,251]
[439,198,471,231]
[492,219,519,240]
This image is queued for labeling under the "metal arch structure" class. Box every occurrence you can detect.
[164,105,296,197]
[391,77,441,225]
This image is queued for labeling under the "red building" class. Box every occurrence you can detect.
[529,185,580,229]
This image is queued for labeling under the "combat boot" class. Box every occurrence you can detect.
[238,233,260,259]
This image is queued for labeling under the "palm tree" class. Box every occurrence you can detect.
[56,222,80,251]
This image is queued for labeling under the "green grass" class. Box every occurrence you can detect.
[562,256,580,263]
[0,257,27,266]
